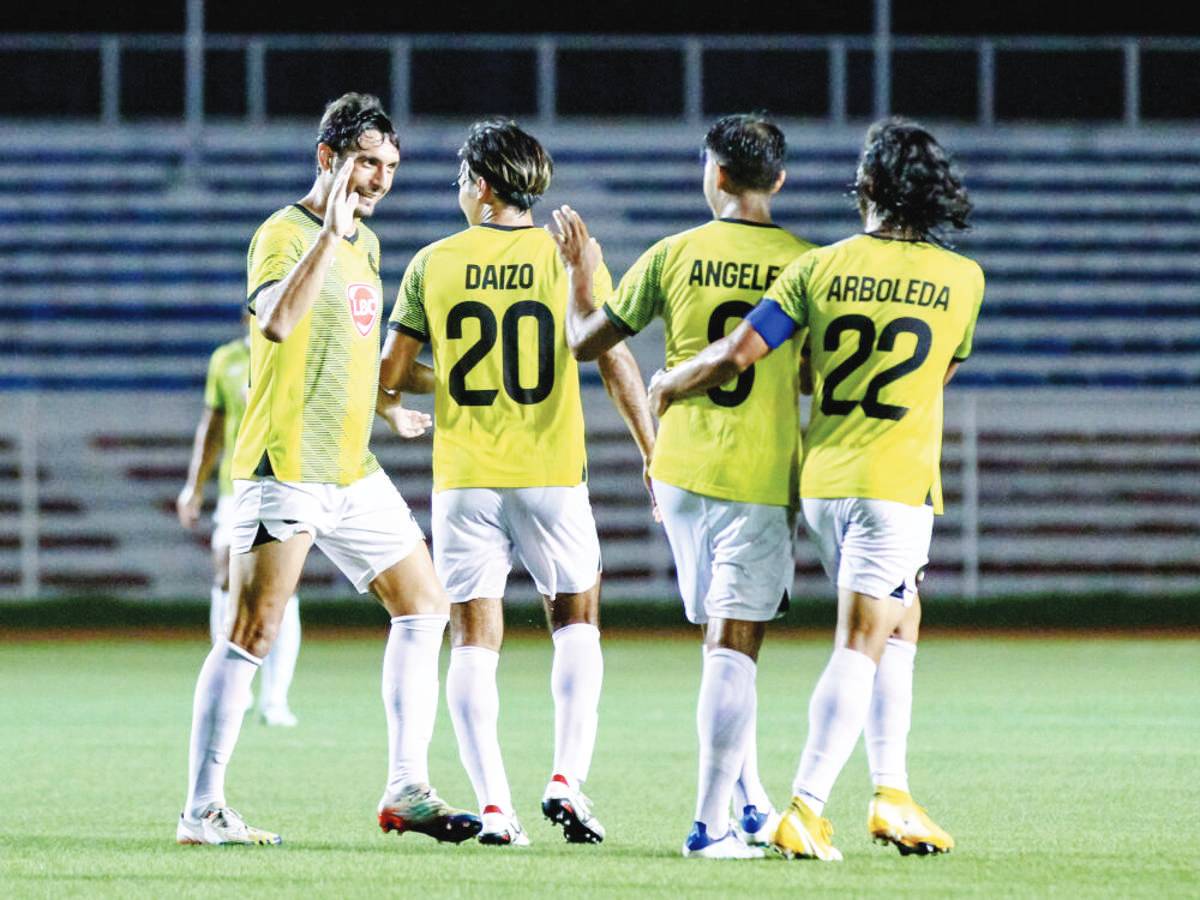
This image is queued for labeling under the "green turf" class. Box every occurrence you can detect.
[1,634,1197,897]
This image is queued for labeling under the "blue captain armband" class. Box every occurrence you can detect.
[745,299,797,350]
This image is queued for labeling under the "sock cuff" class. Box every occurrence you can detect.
[390,613,449,634]
[830,646,878,680]
[883,637,918,661]
[551,622,600,645]
[450,644,500,665]
[705,646,757,677]
[224,639,263,666]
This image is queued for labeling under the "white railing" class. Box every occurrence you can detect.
[1,33,1198,128]
[2,388,1197,603]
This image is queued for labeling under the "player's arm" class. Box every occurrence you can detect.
[376,329,433,439]
[945,264,984,387]
[647,321,772,417]
[254,159,358,343]
[595,343,660,520]
[176,406,224,530]
[799,336,814,396]
[549,206,627,361]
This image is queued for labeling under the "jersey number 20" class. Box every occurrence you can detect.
[446,300,555,406]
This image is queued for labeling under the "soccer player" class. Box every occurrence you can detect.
[379,119,655,847]
[176,93,479,846]
[646,117,981,860]
[177,316,301,727]
[550,114,814,859]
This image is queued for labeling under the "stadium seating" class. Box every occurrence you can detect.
[1,124,1197,601]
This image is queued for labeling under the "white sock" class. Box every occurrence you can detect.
[259,595,301,714]
[550,623,603,785]
[865,637,916,794]
[184,640,260,819]
[382,614,447,796]
[695,648,756,835]
[791,647,878,815]
[208,586,229,644]
[446,645,513,814]
[733,679,772,817]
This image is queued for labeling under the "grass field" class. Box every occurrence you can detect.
[1,632,1197,897]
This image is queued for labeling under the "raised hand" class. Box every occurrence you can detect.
[549,205,602,276]
[324,157,359,238]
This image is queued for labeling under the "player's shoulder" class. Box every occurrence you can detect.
[931,242,985,283]
[251,205,311,243]
[406,227,473,269]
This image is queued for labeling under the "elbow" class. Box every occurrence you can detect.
[258,315,289,343]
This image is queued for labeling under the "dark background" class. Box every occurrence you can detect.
[2,1,1196,35]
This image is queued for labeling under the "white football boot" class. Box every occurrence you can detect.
[541,774,605,843]
[681,822,765,859]
[478,805,531,846]
[176,805,281,845]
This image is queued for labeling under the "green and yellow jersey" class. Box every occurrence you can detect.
[768,234,985,513]
[389,224,612,491]
[605,218,815,507]
[203,337,250,497]
[233,204,384,485]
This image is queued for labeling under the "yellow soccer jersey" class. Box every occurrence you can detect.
[233,204,384,485]
[203,337,250,496]
[769,234,985,513]
[605,219,814,506]
[390,224,611,491]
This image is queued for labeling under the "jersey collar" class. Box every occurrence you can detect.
[477,222,536,231]
[718,217,781,230]
[292,202,359,244]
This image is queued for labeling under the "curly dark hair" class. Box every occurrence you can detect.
[855,117,972,243]
[703,112,786,193]
[459,119,553,212]
[316,93,398,161]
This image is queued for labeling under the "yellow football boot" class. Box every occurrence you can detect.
[868,787,954,856]
[772,796,843,861]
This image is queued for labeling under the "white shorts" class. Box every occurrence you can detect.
[801,497,934,606]
[211,495,234,552]
[654,480,793,626]
[432,484,601,603]
[230,469,425,594]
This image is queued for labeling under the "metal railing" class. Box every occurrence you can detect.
[1,33,1199,128]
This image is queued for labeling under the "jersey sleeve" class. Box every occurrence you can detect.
[603,240,669,335]
[953,263,986,362]
[766,250,819,330]
[592,261,614,309]
[388,246,432,342]
[203,348,224,411]
[246,217,307,312]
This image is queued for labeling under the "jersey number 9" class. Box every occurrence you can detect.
[706,300,756,407]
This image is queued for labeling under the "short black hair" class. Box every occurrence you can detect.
[459,119,553,211]
[316,93,398,160]
[856,117,972,242]
[703,113,787,193]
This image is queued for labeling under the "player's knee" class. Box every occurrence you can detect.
[228,614,278,658]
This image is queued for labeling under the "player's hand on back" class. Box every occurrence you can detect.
[323,157,359,239]
[379,404,433,440]
[176,484,202,530]
[647,368,675,418]
[549,206,602,277]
